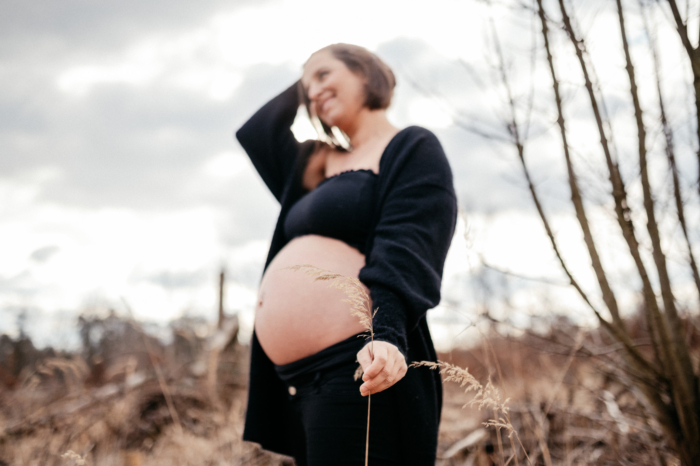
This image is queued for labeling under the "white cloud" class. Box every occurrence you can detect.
[55,26,244,99]
[0,204,222,318]
[408,97,453,128]
[201,151,248,179]
[56,63,162,96]
[291,106,317,142]
[54,0,489,100]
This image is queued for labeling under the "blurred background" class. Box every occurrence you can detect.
[1,0,700,463]
[1,0,696,349]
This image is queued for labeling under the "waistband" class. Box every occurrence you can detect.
[274,333,368,383]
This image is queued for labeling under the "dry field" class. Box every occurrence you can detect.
[0,312,691,466]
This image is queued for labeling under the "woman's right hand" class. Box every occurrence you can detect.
[356,340,407,396]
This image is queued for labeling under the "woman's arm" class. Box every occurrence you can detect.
[362,184,457,352]
[235,81,308,202]
[357,128,458,395]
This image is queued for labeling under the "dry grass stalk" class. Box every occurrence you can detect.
[287,264,376,466]
[411,361,531,465]
[286,264,375,333]
[120,297,183,436]
[33,356,89,392]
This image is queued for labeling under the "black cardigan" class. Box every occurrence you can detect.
[235,81,458,464]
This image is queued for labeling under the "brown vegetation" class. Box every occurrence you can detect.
[0,312,292,466]
[2,309,697,465]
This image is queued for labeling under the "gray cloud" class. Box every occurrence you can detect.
[1,0,269,58]
[2,62,297,213]
[3,0,694,223]
[29,245,60,263]
[1,16,573,232]
[0,10,640,272]
[0,2,296,258]
[0,271,40,297]
[135,269,209,289]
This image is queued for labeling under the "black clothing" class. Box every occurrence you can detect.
[274,333,366,383]
[284,168,378,254]
[275,335,398,466]
[235,81,458,465]
[280,356,402,466]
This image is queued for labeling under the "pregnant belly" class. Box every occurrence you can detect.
[255,235,370,365]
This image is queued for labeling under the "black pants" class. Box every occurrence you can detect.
[280,358,403,466]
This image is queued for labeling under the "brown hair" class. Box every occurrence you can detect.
[299,43,396,149]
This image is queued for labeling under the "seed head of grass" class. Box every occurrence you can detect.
[354,364,365,381]
[410,361,514,437]
[286,264,376,335]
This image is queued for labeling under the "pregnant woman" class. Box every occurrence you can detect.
[235,43,457,466]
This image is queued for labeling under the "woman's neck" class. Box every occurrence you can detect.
[340,109,397,150]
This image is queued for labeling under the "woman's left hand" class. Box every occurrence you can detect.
[356,340,407,396]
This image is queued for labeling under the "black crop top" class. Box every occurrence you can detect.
[284,169,378,254]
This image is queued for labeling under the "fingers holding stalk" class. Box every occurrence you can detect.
[357,340,407,396]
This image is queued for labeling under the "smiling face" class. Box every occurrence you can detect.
[301,50,368,131]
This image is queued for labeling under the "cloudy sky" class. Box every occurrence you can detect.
[1,0,698,349]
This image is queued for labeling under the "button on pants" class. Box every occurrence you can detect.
[283,359,402,466]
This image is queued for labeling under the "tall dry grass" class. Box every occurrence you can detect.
[411,360,530,466]
[1,312,690,465]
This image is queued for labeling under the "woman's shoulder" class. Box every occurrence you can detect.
[394,125,443,145]
[383,126,452,180]
[387,126,448,164]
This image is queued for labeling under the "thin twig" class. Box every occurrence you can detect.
[120,297,182,436]
[544,330,584,417]
[640,0,700,302]
[665,0,700,198]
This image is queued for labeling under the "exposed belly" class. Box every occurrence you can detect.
[255,235,369,365]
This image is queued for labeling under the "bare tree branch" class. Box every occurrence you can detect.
[489,4,660,380]
[617,2,700,457]
[537,0,624,330]
[620,0,679,349]
[481,258,569,287]
[665,0,700,198]
[666,0,698,60]
[475,1,700,461]
[558,0,676,381]
[642,0,700,302]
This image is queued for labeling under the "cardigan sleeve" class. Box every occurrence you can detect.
[235,81,304,202]
[358,129,458,356]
